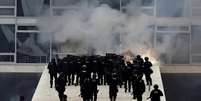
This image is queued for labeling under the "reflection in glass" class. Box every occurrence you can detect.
[0,25,15,52]
[157,0,189,17]
[0,55,14,62]
[52,0,81,6]
[0,0,15,6]
[157,26,189,31]
[0,8,15,16]
[191,25,201,54]
[17,0,50,17]
[121,0,154,7]
[192,56,201,63]
[17,32,49,63]
[156,33,189,64]
[99,0,120,10]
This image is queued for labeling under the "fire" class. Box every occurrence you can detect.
[123,49,134,64]
[122,48,159,65]
[142,48,159,65]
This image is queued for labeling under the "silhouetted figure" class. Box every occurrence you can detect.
[109,69,119,101]
[131,68,139,99]
[124,62,133,93]
[80,65,88,85]
[143,57,153,86]
[81,77,92,101]
[55,73,67,101]
[48,59,57,88]
[91,73,99,101]
[148,84,163,101]
[135,75,145,101]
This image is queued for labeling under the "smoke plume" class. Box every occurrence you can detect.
[38,0,178,63]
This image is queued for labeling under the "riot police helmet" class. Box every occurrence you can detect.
[154,84,159,89]
[145,57,149,61]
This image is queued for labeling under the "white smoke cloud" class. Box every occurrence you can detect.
[38,0,176,61]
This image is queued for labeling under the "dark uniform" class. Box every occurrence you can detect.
[47,59,57,88]
[81,77,92,101]
[80,65,88,85]
[135,75,145,101]
[124,62,132,93]
[55,73,67,101]
[149,85,163,101]
[131,68,139,99]
[91,73,99,101]
[143,57,153,85]
[109,70,119,101]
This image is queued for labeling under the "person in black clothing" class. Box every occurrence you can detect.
[131,67,139,99]
[81,77,92,101]
[109,69,119,101]
[135,55,144,68]
[80,65,88,85]
[135,74,145,101]
[124,62,132,93]
[148,84,163,101]
[91,73,99,101]
[143,57,153,86]
[55,73,67,101]
[47,59,57,88]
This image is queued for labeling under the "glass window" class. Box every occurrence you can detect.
[0,8,15,16]
[17,32,49,63]
[52,0,81,6]
[191,0,201,7]
[141,8,154,16]
[0,25,15,53]
[0,0,15,6]
[141,0,154,6]
[156,33,190,64]
[121,0,154,7]
[191,25,201,54]
[157,26,189,31]
[192,55,201,63]
[99,0,120,10]
[53,8,66,16]
[192,8,201,16]
[17,0,50,17]
[157,0,189,17]
[18,26,38,30]
[0,55,14,62]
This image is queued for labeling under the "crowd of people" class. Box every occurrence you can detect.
[47,53,163,101]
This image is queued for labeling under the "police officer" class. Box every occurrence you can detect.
[79,65,89,85]
[131,67,139,99]
[135,74,145,101]
[109,69,119,101]
[47,59,57,88]
[135,55,144,68]
[148,84,163,101]
[143,57,153,86]
[124,62,132,93]
[81,77,92,101]
[55,73,67,101]
[91,73,99,101]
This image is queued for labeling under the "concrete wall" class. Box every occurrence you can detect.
[0,64,47,73]
[0,63,200,73]
[160,64,201,73]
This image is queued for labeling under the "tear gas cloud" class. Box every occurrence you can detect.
[38,0,177,63]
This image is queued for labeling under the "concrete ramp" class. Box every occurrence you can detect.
[32,64,166,101]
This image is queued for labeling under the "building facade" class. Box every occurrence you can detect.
[0,0,201,64]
